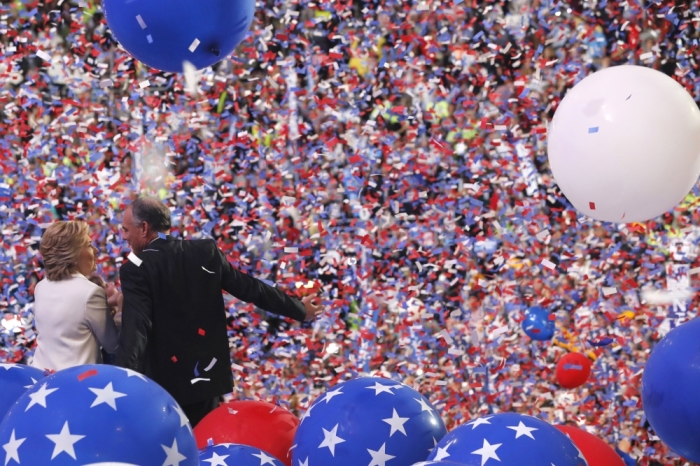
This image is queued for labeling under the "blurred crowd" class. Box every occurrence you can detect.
[1,0,700,464]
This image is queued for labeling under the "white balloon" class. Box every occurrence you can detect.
[547,65,700,223]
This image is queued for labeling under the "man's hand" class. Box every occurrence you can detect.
[105,282,118,298]
[302,294,323,322]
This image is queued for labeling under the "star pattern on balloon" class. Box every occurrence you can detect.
[117,367,149,382]
[171,403,191,431]
[471,438,502,466]
[432,439,456,461]
[318,424,345,456]
[201,451,229,466]
[1,367,194,466]
[2,430,25,465]
[294,378,447,466]
[319,387,344,404]
[24,383,58,411]
[429,414,588,466]
[161,438,187,466]
[365,382,398,395]
[382,408,409,437]
[252,450,278,465]
[367,442,395,466]
[413,397,433,413]
[505,421,538,440]
[199,444,286,466]
[88,382,128,410]
[0,364,22,371]
[467,416,493,430]
[46,421,85,460]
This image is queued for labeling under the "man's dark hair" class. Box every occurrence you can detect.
[129,197,172,232]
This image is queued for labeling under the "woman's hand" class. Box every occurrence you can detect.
[107,291,122,308]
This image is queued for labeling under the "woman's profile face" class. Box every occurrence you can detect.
[76,233,98,276]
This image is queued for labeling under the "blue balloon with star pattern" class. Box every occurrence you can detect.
[0,363,45,422]
[292,376,447,466]
[427,413,587,466]
[0,364,198,466]
[522,306,555,341]
[412,462,466,465]
[103,0,255,72]
[198,443,285,466]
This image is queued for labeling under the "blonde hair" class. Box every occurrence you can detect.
[40,221,91,281]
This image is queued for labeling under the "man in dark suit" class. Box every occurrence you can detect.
[115,197,322,426]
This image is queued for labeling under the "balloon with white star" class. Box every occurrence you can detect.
[427,413,587,466]
[199,443,285,466]
[193,400,299,466]
[292,377,447,466]
[0,364,197,466]
[412,462,466,465]
[0,363,45,421]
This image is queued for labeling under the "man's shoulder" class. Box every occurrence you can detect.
[168,237,218,252]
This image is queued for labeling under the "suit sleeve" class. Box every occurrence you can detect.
[216,244,307,322]
[114,262,153,371]
[84,286,120,353]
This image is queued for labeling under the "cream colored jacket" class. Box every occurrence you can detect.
[31,273,119,372]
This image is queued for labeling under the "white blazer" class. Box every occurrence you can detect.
[31,273,119,372]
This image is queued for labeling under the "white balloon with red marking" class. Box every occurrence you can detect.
[547,65,700,223]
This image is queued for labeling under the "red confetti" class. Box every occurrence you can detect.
[77,369,98,381]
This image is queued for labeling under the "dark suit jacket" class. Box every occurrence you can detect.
[114,236,306,406]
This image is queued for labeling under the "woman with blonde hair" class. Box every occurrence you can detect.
[31,220,120,372]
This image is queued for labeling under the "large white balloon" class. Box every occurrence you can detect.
[547,65,700,223]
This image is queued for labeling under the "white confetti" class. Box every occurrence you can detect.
[182,60,199,96]
[437,329,453,345]
[541,259,556,270]
[189,38,201,53]
[36,50,51,62]
[139,80,150,89]
[203,358,217,371]
[136,14,147,29]
[602,287,618,297]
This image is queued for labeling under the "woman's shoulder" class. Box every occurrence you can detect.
[38,275,104,295]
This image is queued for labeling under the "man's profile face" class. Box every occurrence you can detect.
[121,207,147,254]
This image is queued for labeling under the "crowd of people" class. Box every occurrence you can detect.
[1,0,700,464]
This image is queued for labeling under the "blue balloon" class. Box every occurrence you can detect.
[427,413,586,466]
[642,318,700,463]
[522,306,555,341]
[0,364,45,422]
[103,0,255,72]
[199,443,285,466]
[293,377,447,466]
[412,462,465,465]
[0,364,198,465]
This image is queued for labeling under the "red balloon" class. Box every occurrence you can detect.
[556,352,592,389]
[193,400,299,466]
[556,425,625,466]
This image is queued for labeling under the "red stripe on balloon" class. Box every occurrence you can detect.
[77,369,98,381]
